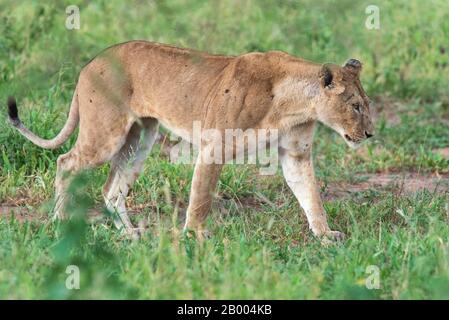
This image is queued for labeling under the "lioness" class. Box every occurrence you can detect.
[7,41,374,241]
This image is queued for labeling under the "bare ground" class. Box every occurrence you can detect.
[321,172,449,201]
[2,172,448,222]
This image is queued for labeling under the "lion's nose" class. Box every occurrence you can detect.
[365,131,374,138]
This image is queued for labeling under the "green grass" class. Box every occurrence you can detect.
[0,0,448,299]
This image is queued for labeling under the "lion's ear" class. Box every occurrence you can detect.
[343,58,362,76]
[319,64,345,94]
[319,64,334,88]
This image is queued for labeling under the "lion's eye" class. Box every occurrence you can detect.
[352,103,361,113]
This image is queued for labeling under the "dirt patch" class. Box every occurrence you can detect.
[0,206,47,222]
[219,173,449,210]
[372,98,449,130]
[433,147,449,158]
[0,205,143,224]
[1,190,46,207]
[371,97,402,126]
[2,173,448,222]
[323,173,449,201]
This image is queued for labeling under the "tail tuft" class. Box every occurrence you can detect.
[7,96,20,126]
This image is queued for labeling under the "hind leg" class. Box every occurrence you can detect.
[54,117,134,219]
[53,128,131,220]
[54,150,79,220]
[53,62,145,220]
[53,145,120,220]
[103,118,159,235]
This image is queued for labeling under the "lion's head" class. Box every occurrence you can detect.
[316,59,374,149]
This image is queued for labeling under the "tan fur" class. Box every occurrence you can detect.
[10,41,374,241]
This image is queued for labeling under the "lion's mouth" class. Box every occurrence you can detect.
[343,133,363,149]
[344,134,363,144]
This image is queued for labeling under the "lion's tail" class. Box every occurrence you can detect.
[7,88,79,150]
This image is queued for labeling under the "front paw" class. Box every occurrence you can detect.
[120,227,146,240]
[320,230,346,245]
[183,226,212,241]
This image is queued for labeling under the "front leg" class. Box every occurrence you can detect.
[184,150,223,240]
[279,147,345,242]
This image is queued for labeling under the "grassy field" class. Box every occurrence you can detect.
[0,0,448,299]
